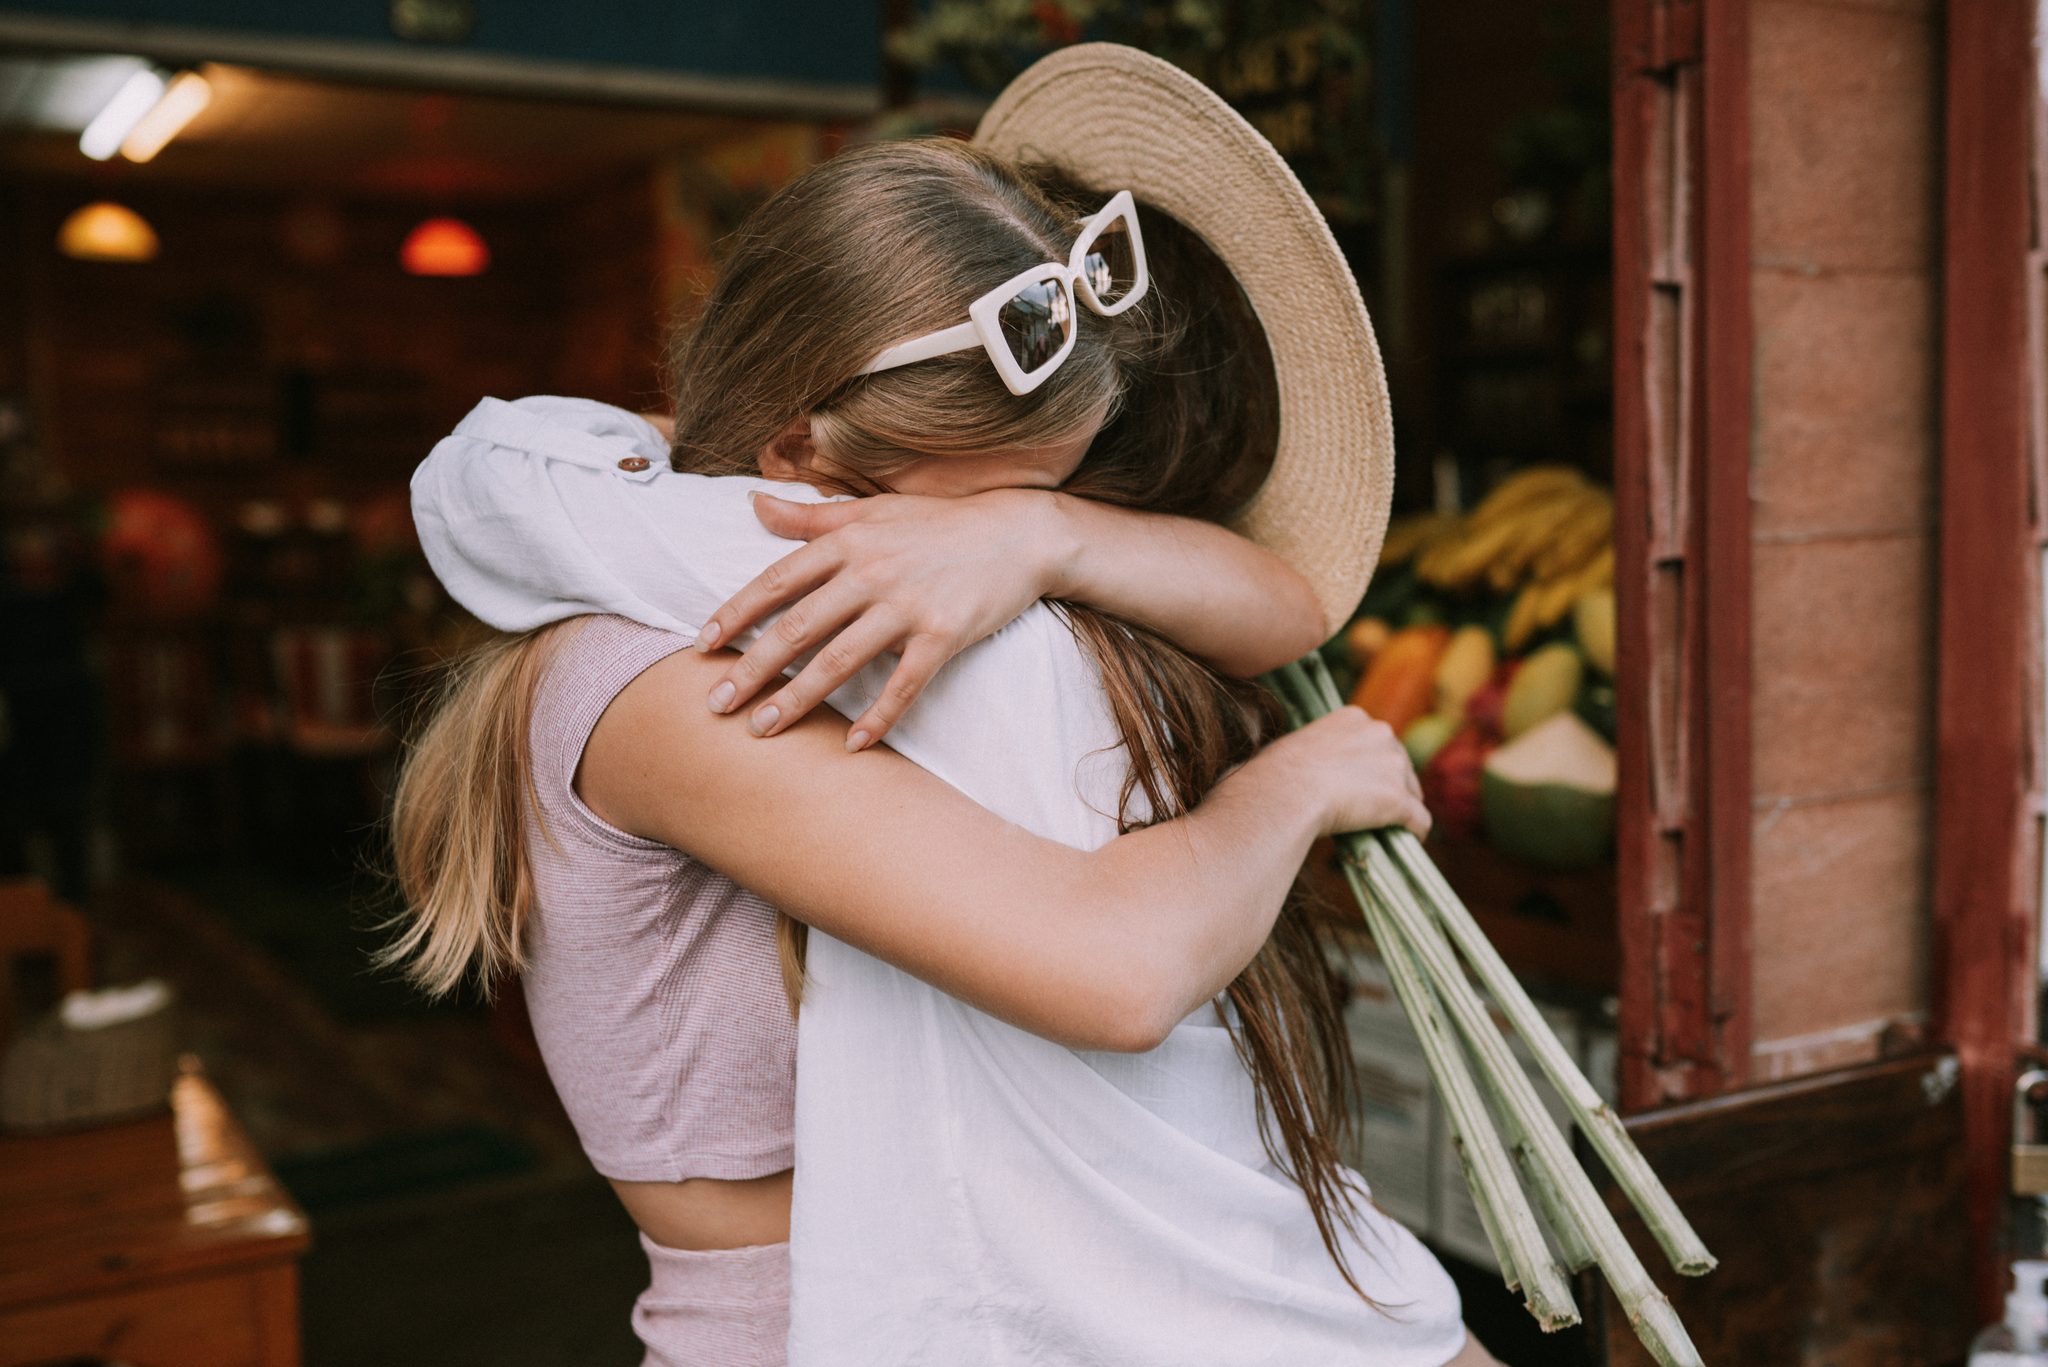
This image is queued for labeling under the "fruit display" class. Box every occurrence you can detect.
[1482,712,1618,870]
[1421,722,1492,839]
[1502,643,1583,740]
[1411,466,1614,652]
[1573,587,1615,676]
[1348,624,1451,736]
[1336,464,1618,869]
[1431,626,1495,716]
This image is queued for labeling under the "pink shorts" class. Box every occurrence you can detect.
[633,1232,790,1367]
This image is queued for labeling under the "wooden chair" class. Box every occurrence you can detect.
[0,881,90,1050]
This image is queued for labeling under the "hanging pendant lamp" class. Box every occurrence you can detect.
[57,201,160,262]
[400,216,489,277]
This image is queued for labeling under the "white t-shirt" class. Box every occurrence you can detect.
[412,394,1467,1366]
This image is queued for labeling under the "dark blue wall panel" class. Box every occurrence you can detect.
[4,0,882,87]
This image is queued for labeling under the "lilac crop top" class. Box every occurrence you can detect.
[519,613,796,1183]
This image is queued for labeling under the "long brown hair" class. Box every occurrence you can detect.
[389,135,1391,1302]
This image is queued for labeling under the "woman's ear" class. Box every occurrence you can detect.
[759,413,816,480]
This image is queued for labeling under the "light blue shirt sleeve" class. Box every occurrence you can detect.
[410,394,852,642]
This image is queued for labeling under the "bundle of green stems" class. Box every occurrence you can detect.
[1264,654,1715,1367]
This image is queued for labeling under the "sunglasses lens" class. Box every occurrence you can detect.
[1081,219,1140,307]
[997,277,1073,374]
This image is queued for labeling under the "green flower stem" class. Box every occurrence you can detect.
[1452,1131,1519,1293]
[1355,837,1700,1367]
[1351,866,1579,1325]
[1295,651,1712,1275]
[1503,1098,1599,1275]
[1268,655,1709,1367]
[1386,830,1715,1276]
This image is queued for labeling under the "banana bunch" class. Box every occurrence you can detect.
[1503,543,1613,650]
[1410,466,1616,651]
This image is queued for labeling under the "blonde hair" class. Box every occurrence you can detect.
[388,136,1388,1302]
[381,621,571,998]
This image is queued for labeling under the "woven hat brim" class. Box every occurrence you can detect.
[972,42,1392,636]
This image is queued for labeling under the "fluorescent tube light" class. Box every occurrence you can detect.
[78,66,164,161]
[120,71,212,163]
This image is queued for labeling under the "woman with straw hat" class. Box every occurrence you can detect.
[396,43,1498,1367]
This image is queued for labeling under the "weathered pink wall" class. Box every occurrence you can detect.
[1746,0,1942,1078]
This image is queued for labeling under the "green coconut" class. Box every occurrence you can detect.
[1481,711,1617,870]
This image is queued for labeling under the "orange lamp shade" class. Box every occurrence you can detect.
[399,216,489,277]
[56,201,159,262]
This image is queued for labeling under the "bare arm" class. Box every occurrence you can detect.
[581,644,1426,1053]
[701,489,1325,749]
[1042,492,1324,676]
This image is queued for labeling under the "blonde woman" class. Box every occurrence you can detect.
[396,133,1499,1366]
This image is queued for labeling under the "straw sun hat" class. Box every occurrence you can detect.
[973,42,1393,636]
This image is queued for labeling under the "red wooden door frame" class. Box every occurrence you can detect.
[1934,0,2041,1324]
[1610,0,2048,1325]
[1610,0,1754,1113]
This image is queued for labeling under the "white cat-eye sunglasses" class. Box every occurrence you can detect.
[854,189,1150,397]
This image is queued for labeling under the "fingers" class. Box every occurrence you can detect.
[1401,759,1423,801]
[1320,705,1433,837]
[1372,744,1430,838]
[697,542,838,654]
[840,635,952,752]
[706,582,866,718]
[1382,724,1430,834]
[749,492,868,541]
[1401,796,1433,840]
[739,613,910,740]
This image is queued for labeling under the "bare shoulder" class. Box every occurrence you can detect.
[596,643,853,757]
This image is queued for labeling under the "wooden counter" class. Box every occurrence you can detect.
[0,1056,309,1366]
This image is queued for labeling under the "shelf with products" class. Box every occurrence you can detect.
[86,476,450,864]
[1436,245,1612,484]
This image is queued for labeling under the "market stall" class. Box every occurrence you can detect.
[2,0,2037,1361]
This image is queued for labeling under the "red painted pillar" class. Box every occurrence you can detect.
[1934,0,2040,1326]
[1610,0,1753,1113]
